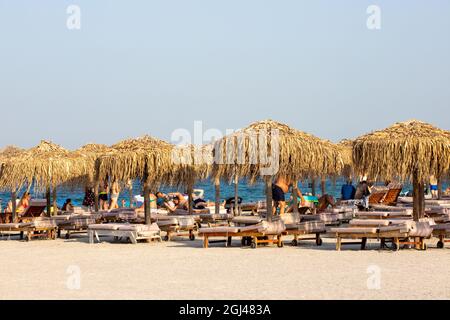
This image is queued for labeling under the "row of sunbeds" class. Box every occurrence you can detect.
[1,199,449,250]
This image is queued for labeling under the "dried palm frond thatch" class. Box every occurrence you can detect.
[0,140,82,192]
[170,143,213,187]
[71,143,114,186]
[96,135,175,187]
[353,120,450,183]
[213,119,344,183]
[337,139,354,179]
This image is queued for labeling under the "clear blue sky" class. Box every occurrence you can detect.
[0,0,449,149]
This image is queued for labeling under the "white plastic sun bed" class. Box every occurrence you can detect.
[88,223,161,244]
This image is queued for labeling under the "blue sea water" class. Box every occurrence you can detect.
[0,178,444,210]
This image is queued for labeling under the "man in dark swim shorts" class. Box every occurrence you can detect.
[272,177,290,215]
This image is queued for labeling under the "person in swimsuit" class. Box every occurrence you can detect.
[272,176,290,215]
[135,193,157,212]
[99,181,109,210]
[62,199,74,212]
[430,175,438,199]
[109,180,121,210]
[17,192,31,215]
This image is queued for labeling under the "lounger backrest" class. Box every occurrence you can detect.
[22,199,47,218]
[381,188,402,205]
[369,191,387,204]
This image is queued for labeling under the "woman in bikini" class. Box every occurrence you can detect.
[109,180,121,210]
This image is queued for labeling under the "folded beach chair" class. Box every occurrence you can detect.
[88,223,161,244]
[199,219,286,249]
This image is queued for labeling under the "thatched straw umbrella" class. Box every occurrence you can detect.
[0,141,81,216]
[170,143,213,214]
[0,146,24,220]
[96,135,174,224]
[353,120,450,220]
[71,143,114,211]
[213,119,343,220]
[337,139,354,180]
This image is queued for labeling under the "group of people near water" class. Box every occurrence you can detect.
[269,174,450,215]
[2,175,449,218]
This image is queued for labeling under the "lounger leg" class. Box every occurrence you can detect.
[20,231,24,240]
[361,237,367,250]
[395,237,400,251]
[203,236,209,248]
[129,233,137,244]
[89,230,94,244]
[336,236,341,251]
[227,236,232,247]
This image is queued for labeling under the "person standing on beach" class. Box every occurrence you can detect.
[109,180,121,210]
[430,175,438,199]
[82,186,95,210]
[99,181,109,210]
[272,176,290,215]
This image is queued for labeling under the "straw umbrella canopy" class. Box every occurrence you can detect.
[353,120,450,220]
[96,135,174,223]
[337,139,354,180]
[0,140,81,192]
[72,143,113,186]
[0,146,25,219]
[213,119,344,220]
[170,143,213,214]
[0,140,81,216]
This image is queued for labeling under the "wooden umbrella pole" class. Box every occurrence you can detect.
[52,183,57,216]
[143,181,151,225]
[265,176,273,222]
[437,175,443,200]
[234,175,239,216]
[128,181,133,208]
[413,172,425,221]
[292,181,299,214]
[94,180,99,212]
[188,182,194,215]
[321,176,326,196]
[46,186,51,217]
[311,177,316,196]
[11,190,17,223]
[214,177,220,214]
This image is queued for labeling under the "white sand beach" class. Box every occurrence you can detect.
[0,236,448,300]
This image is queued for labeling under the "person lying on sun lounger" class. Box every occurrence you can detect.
[317,194,336,213]
[135,193,157,212]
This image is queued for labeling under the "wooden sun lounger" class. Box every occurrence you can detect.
[432,223,450,248]
[88,223,162,244]
[282,221,326,246]
[199,221,286,249]
[330,221,432,251]
[56,215,101,239]
[0,221,57,241]
[157,217,197,241]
